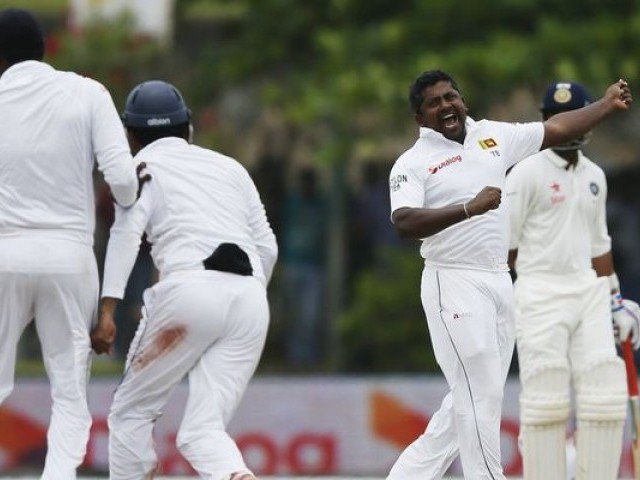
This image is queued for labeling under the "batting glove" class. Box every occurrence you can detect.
[612,293,640,349]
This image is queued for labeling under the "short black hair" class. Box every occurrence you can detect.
[409,70,460,114]
[0,8,45,65]
[128,123,190,148]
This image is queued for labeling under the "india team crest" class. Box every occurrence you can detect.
[553,86,573,104]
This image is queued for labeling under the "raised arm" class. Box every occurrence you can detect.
[541,79,632,150]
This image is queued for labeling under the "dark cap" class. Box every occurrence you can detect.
[0,8,45,64]
[541,82,592,113]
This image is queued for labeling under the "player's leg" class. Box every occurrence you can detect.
[571,277,627,480]
[176,278,268,479]
[108,272,261,479]
[33,252,98,480]
[390,267,508,480]
[437,269,510,480]
[386,266,462,480]
[0,272,35,404]
[387,391,458,480]
[514,276,572,480]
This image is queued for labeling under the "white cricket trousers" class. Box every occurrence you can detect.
[0,235,98,480]
[388,267,515,480]
[108,270,269,480]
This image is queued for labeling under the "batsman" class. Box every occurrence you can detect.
[507,81,640,479]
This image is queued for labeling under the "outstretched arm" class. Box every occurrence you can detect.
[541,79,632,150]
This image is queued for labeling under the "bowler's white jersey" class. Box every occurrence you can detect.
[102,137,278,298]
[506,149,611,275]
[389,118,543,271]
[0,60,138,246]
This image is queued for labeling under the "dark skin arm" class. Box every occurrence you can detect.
[392,185,501,239]
[508,249,518,272]
[541,80,632,150]
[592,251,616,293]
[90,297,119,355]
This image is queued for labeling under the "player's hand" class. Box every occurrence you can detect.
[604,79,633,111]
[136,161,151,199]
[466,186,502,217]
[91,313,116,355]
[612,294,640,349]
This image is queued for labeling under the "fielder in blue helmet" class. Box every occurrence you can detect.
[122,80,192,154]
[540,82,593,151]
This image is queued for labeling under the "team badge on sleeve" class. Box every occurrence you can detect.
[479,138,498,149]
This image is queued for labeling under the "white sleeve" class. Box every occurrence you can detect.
[389,155,424,219]
[243,170,278,285]
[590,171,612,257]
[505,162,534,250]
[90,81,138,207]
[500,122,544,169]
[101,182,155,298]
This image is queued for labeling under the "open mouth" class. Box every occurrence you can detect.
[441,112,459,131]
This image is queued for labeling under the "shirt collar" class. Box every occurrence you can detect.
[419,117,477,142]
[544,148,585,171]
[0,60,53,82]
[139,136,189,155]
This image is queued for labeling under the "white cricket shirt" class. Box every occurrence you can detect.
[506,149,610,275]
[0,61,138,245]
[389,118,544,271]
[102,137,278,298]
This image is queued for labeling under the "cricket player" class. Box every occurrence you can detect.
[386,70,632,480]
[90,80,277,480]
[507,81,640,480]
[0,8,140,479]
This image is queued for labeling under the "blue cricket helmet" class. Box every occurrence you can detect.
[122,80,191,128]
[541,82,592,114]
[541,82,593,150]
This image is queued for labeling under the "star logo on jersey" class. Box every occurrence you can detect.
[478,138,498,149]
[550,182,565,205]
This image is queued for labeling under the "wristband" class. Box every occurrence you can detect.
[463,202,471,219]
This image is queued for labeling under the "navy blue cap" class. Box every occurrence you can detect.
[541,82,592,113]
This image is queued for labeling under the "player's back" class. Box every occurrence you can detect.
[136,137,273,282]
[0,60,128,245]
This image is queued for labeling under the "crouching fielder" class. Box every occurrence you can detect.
[91,81,277,480]
[507,82,640,480]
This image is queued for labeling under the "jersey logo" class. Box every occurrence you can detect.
[428,154,462,174]
[550,181,565,205]
[590,182,599,196]
[478,137,498,149]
